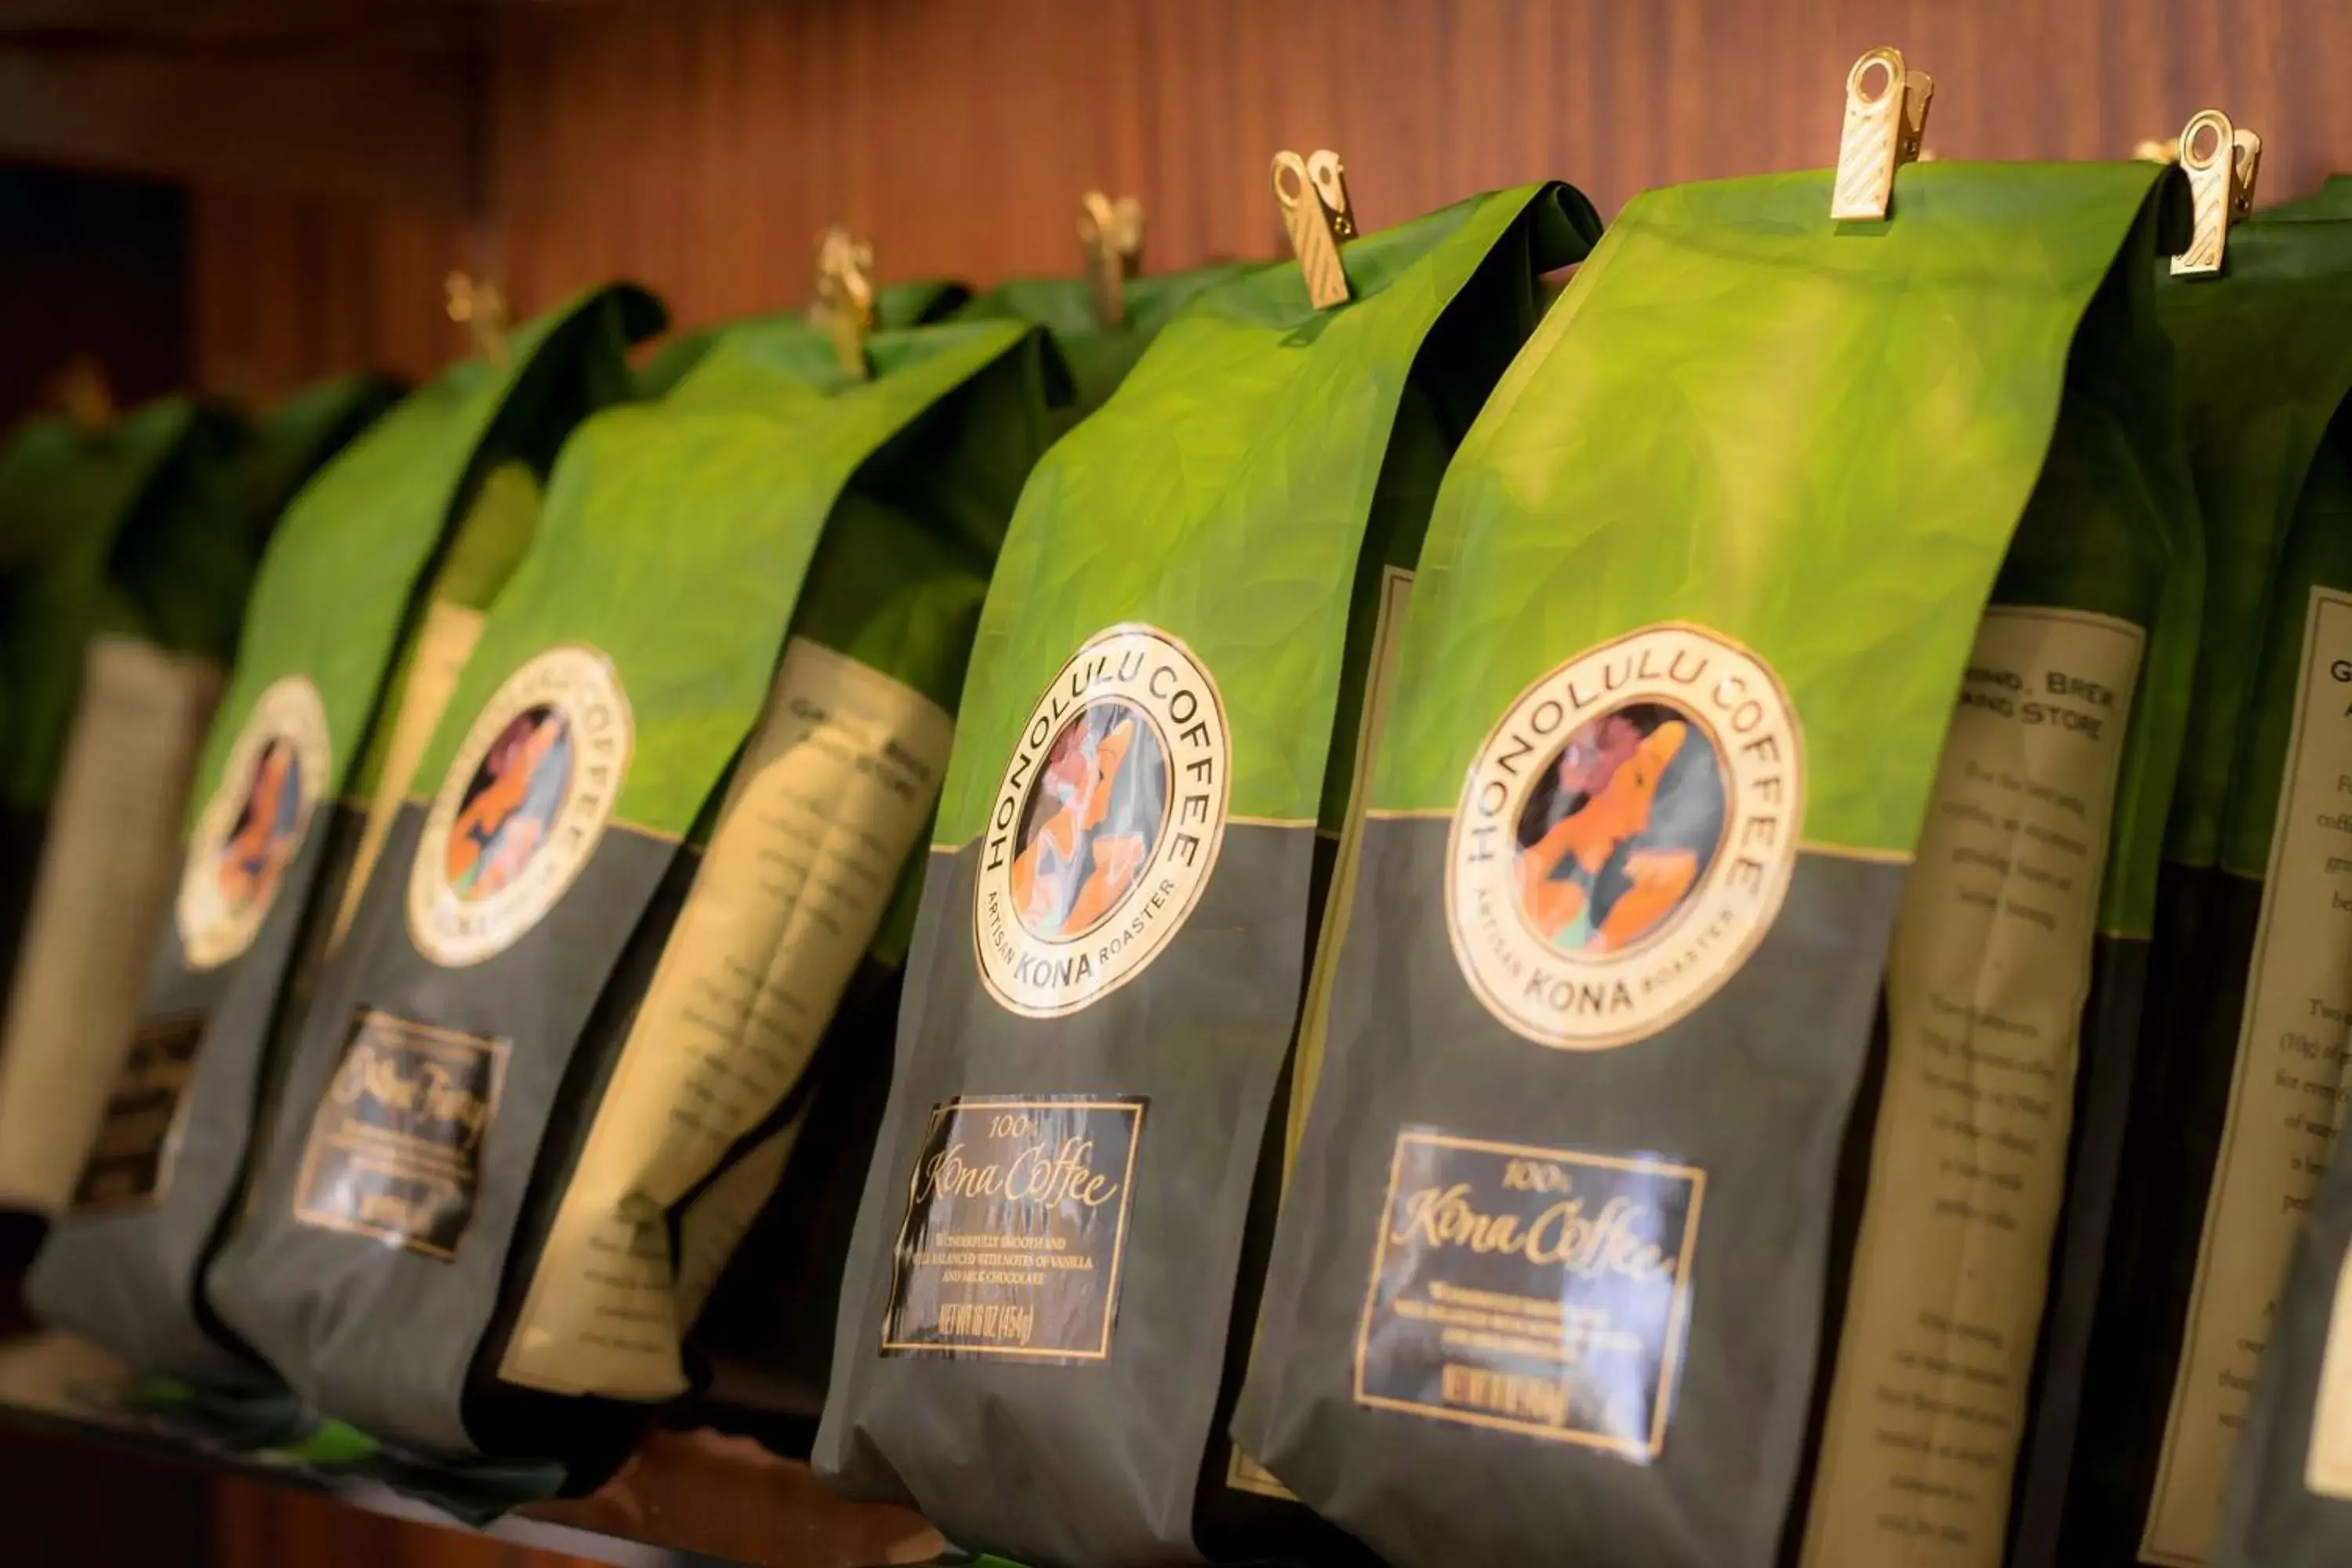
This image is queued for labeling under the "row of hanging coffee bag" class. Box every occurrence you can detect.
[3,57,2352,1568]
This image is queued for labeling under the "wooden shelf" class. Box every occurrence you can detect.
[0,1330,948,1568]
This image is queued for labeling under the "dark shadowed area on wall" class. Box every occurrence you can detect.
[0,165,187,430]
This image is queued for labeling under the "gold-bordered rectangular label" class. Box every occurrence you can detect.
[1353,1127,1705,1459]
[880,1094,1145,1361]
[291,1009,509,1261]
[69,1013,206,1215]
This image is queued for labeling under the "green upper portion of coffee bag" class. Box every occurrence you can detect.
[1994,189,2202,935]
[236,372,406,545]
[343,459,544,800]
[781,326,1059,718]
[934,184,1600,843]
[0,398,248,812]
[186,285,664,822]
[411,315,1050,840]
[2220,432,2352,877]
[2158,209,2352,868]
[959,263,1256,432]
[0,409,177,574]
[2263,174,2352,223]
[1375,165,2179,883]
[633,280,973,401]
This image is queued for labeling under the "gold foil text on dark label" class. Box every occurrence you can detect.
[70,1014,205,1214]
[292,1009,508,1261]
[1355,1127,1705,1459]
[880,1095,1145,1360]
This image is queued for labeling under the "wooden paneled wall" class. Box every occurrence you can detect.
[188,0,2352,393]
[0,165,188,430]
[187,186,474,400]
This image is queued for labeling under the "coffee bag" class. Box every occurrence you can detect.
[206,312,1058,1481]
[0,375,399,1240]
[814,180,1599,1566]
[234,373,411,548]
[2062,201,2352,1568]
[27,285,662,1389]
[0,397,249,1264]
[2265,175,2352,222]
[633,280,971,401]
[0,401,242,978]
[688,258,1246,1449]
[2198,431,2352,1568]
[959,260,1254,437]
[1234,159,2195,1568]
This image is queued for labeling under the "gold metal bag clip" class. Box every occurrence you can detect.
[446,272,512,368]
[2170,108,2262,278]
[1272,149,1356,309]
[1832,46,1934,222]
[1079,191,1145,328]
[811,225,877,379]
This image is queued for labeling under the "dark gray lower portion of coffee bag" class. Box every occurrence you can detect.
[28,812,344,1384]
[208,802,679,1457]
[818,823,1313,1568]
[1236,822,1907,1568]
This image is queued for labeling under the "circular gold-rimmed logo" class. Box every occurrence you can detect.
[1447,622,1804,1050]
[974,625,1229,1018]
[407,644,633,969]
[177,676,331,971]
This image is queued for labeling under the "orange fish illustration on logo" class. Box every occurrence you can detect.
[216,738,302,914]
[1011,708,1155,938]
[1516,710,1722,954]
[445,709,572,900]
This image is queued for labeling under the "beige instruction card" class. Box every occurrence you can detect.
[672,1112,808,1331]
[0,638,223,1214]
[500,637,952,1397]
[1804,606,2143,1568]
[2153,589,2352,1558]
